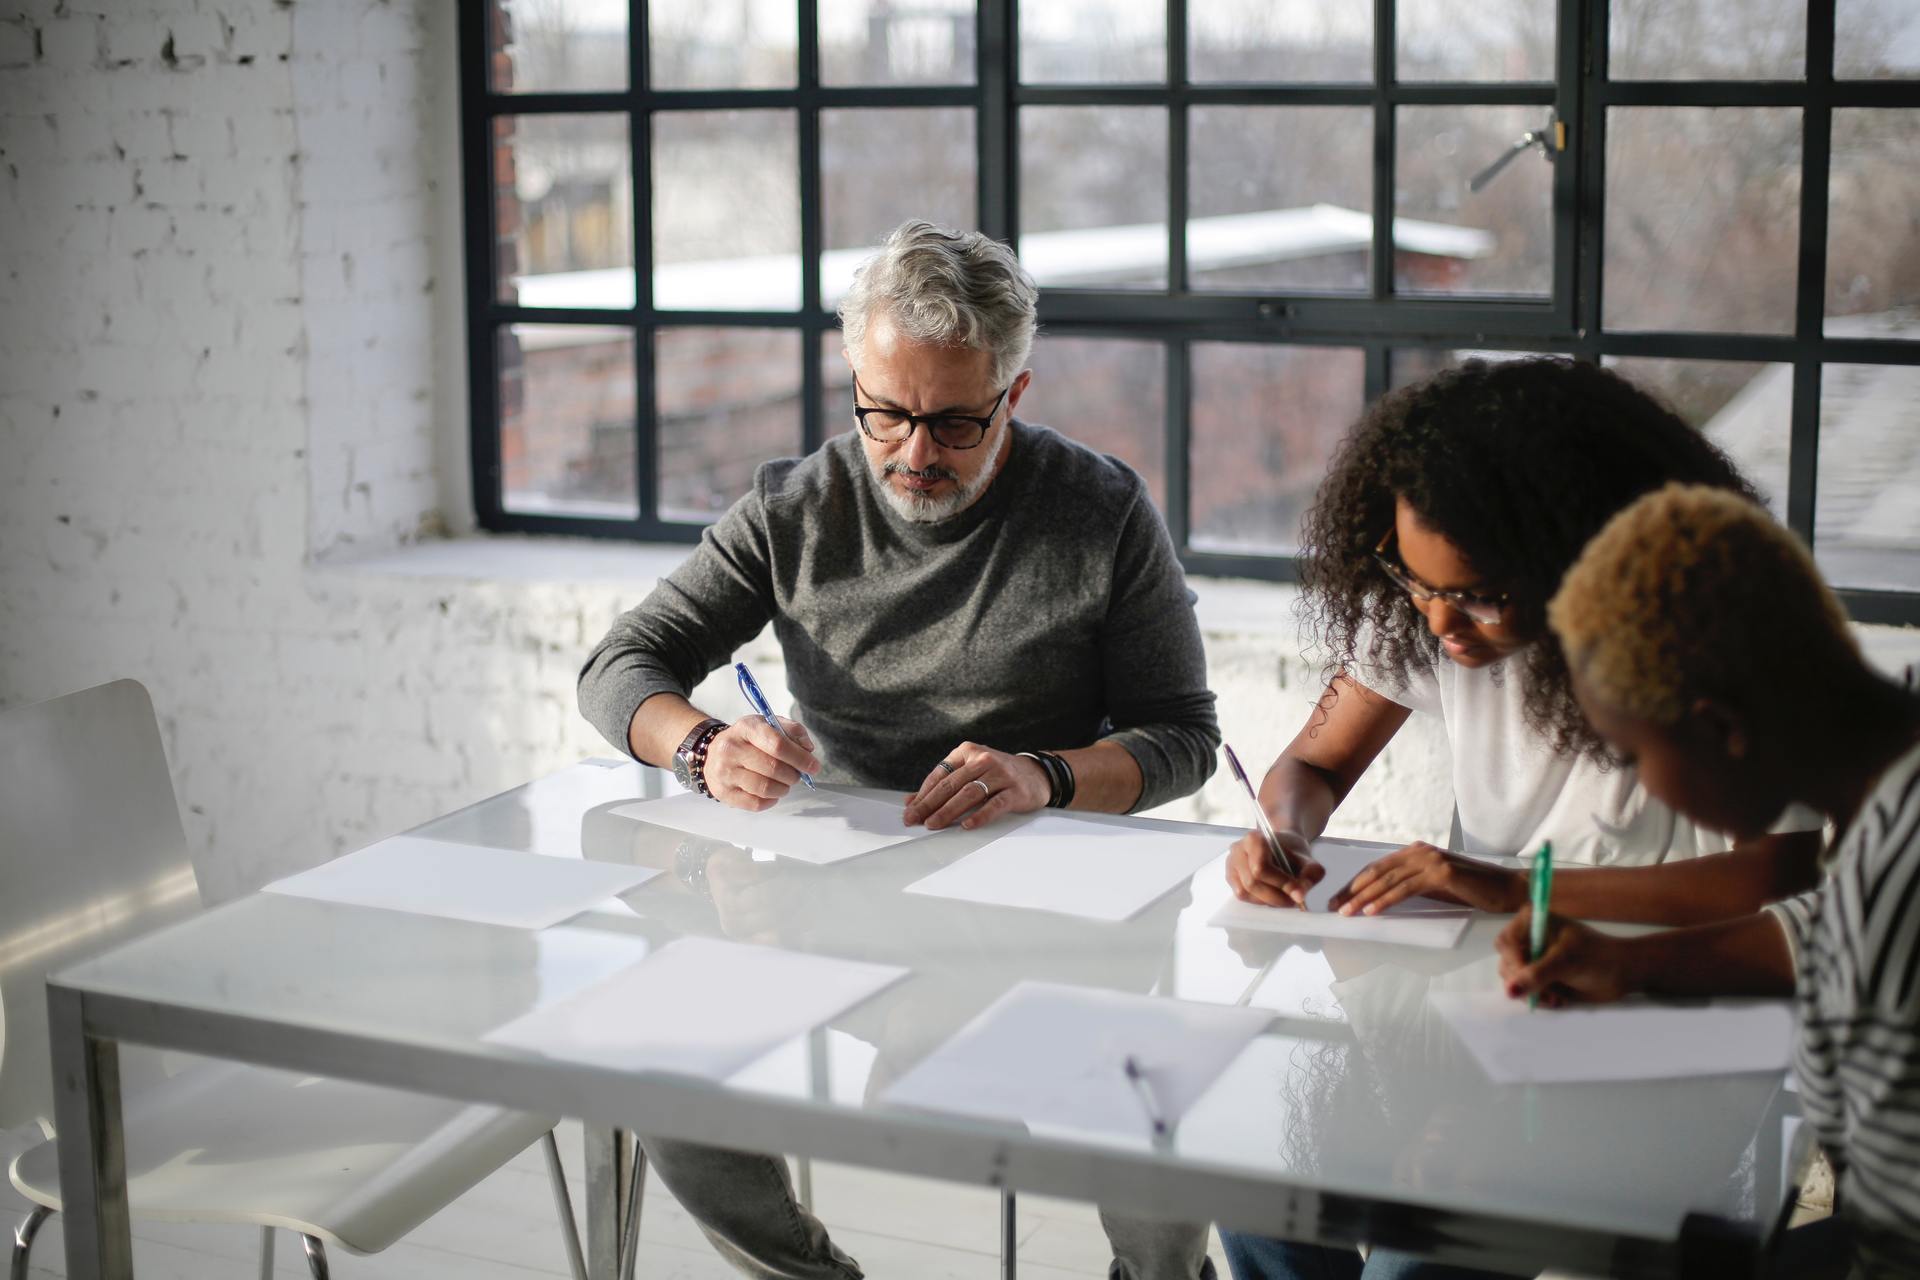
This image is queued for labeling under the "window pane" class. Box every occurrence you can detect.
[650,0,796,89]
[1020,0,1164,82]
[1826,109,1920,340]
[821,0,975,85]
[1837,0,1920,78]
[488,0,627,93]
[1397,0,1556,82]
[657,329,804,524]
[1190,344,1364,555]
[1021,108,1168,290]
[1189,107,1372,293]
[821,109,977,310]
[652,111,800,312]
[1020,337,1166,509]
[1188,2,1372,82]
[499,324,638,519]
[1395,106,1553,297]
[1604,108,1801,334]
[1603,358,1792,516]
[495,114,634,309]
[1815,363,1920,591]
[1610,0,1805,80]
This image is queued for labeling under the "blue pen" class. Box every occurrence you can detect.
[734,662,817,791]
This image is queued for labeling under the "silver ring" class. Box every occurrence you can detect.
[935,760,958,776]
[969,779,992,799]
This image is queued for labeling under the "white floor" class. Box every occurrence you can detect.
[2,1121,1231,1279]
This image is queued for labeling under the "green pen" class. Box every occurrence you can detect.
[1528,840,1554,1011]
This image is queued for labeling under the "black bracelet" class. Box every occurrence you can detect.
[1020,751,1075,808]
[1048,751,1076,809]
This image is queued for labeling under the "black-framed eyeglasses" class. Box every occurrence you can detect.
[1372,529,1512,626]
[852,374,1010,450]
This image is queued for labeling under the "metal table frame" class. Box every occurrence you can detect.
[46,973,1802,1278]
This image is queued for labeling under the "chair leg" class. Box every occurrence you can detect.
[1000,1190,1017,1280]
[11,1205,54,1280]
[619,1139,645,1280]
[301,1233,330,1279]
[541,1128,589,1280]
[797,1154,814,1212]
[259,1225,275,1280]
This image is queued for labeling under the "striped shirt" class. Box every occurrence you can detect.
[1768,738,1920,1279]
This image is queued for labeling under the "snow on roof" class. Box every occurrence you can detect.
[1703,309,1920,589]
[510,204,1496,326]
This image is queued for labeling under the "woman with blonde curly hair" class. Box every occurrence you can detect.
[1500,483,1920,1279]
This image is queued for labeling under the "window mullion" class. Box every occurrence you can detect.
[979,0,1016,241]
[631,0,656,528]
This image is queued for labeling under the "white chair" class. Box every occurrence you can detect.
[1,680,591,1279]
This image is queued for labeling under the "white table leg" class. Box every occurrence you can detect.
[48,985,134,1279]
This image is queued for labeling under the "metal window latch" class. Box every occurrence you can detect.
[1468,114,1565,193]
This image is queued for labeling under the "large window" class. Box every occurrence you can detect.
[461,0,1920,622]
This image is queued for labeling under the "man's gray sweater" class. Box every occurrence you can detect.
[577,420,1219,811]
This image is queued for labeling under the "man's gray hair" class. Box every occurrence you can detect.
[838,220,1038,388]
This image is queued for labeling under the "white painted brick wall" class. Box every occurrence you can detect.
[0,0,1911,911]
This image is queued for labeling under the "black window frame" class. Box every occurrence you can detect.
[459,0,1920,625]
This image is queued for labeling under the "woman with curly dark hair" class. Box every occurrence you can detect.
[1225,356,1823,926]
[1218,360,1825,1280]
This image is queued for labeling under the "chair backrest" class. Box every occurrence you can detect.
[0,679,203,1131]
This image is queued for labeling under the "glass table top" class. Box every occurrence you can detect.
[56,760,1792,1252]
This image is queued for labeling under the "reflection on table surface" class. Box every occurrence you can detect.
[59,763,1790,1251]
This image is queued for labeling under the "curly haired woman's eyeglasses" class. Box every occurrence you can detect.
[1372,529,1512,626]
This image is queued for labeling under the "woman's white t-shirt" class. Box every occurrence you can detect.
[1354,645,1814,865]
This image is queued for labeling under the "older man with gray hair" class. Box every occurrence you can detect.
[579,219,1222,1279]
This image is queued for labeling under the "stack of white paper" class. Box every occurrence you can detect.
[1208,839,1472,949]
[901,814,1229,921]
[484,935,909,1079]
[613,789,920,865]
[263,836,659,929]
[883,981,1271,1140]
[1429,991,1794,1084]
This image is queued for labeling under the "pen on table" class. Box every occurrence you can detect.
[1527,839,1554,1011]
[1122,1055,1168,1137]
[734,661,817,792]
[1222,742,1301,899]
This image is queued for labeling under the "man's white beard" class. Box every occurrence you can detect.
[871,425,1009,523]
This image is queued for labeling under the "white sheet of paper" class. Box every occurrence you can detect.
[612,790,920,864]
[883,981,1271,1140]
[901,815,1229,922]
[519,760,661,856]
[1429,991,1794,1084]
[263,836,660,929]
[1207,838,1473,949]
[484,935,908,1079]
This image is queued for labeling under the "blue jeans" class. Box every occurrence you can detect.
[1219,1231,1522,1280]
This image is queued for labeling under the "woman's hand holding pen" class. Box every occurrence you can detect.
[1226,826,1321,907]
[1496,908,1642,1007]
[1327,843,1527,917]
[705,716,821,810]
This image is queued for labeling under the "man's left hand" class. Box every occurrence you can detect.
[903,743,1051,831]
